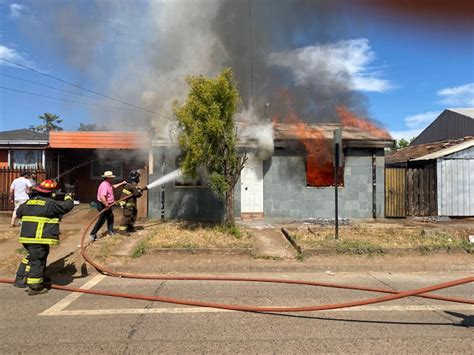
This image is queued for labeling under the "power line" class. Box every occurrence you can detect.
[0,57,173,121]
[0,85,159,114]
[1,73,97,99]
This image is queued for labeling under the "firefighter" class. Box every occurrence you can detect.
[13,179,74,295]
[117,170,146,235]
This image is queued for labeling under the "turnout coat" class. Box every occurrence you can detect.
[17,195,74,246]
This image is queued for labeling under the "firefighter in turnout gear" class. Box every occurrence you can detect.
[117,170,145,235]
[13,179,74,295]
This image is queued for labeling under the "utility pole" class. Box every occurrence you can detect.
[334,128,342,239]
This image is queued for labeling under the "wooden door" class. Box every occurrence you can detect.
[385,168,406,217]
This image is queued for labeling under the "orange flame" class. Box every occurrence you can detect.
[273,91,338,187]
[336,105,391,139]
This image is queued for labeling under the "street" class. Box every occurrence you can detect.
[1,270,472,354]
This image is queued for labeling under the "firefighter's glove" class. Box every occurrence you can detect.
[139,186,148,191]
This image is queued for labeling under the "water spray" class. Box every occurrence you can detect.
[146,169,182,190]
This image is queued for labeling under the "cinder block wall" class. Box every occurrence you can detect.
[149,146,385,221]
[263,149,385,219]
[148,147,224,221]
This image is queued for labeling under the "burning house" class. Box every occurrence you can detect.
[148,115,393,221]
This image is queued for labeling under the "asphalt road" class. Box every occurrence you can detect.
[1,271,472,354]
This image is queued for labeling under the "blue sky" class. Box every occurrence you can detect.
[1,1,473,139]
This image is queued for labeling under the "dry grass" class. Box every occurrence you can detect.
[289,224,472,254]
[145,222,252,251]
[86,234,128,262]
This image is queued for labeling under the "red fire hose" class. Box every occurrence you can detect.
[1,195,472,312]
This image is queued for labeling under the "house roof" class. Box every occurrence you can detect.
[49,131,149,149]
[448,108,474,119]
[0,129,49,146]
[272,123,394,148]
[386,136,474,164]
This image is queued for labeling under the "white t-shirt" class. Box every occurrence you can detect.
[10,177,33,201]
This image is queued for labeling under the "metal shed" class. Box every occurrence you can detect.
[413,141,474,216]
[386,137,474,217]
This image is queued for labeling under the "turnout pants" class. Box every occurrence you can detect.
[118,207,137,232]
[16,244,50,289]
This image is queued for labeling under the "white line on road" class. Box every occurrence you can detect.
[40,275,106,316]
[39,274,473,316]
[42,304,473,316]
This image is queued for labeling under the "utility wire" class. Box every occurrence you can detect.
[0,86,159,114]
[1,73,97,99]
[0,57,173,121]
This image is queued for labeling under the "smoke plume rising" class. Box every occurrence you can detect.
[17,0,389,138]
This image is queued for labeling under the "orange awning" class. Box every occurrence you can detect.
[49,131,149,149]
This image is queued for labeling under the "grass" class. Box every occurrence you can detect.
[335,240,385,256]
[290,224,472,255]
[132,236,151,258]
[87,234,127,262]
[144,222,251,251]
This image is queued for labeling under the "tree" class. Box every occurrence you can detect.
[35,112,63,132]
[173,68,246,225]
[77,122,108,131]
[390,137,415,151]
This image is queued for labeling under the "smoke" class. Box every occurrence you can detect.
[16,0,386,137]
[236,105,274,160]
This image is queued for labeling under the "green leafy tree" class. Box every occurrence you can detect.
[77,122,108,131]
[173,68,246,225]
[35,112,63,132]
[390,137,415,151]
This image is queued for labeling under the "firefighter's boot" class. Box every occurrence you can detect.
[28,286,48,296]
[13,277,27,288]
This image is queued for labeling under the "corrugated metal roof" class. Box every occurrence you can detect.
[386,136,474,164]
[448,108,474,119]
[49,131,149,149]
[413,138,474,160]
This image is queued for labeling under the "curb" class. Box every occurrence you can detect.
[301,247,471,256]
[112,247,252,258]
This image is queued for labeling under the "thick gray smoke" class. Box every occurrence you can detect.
[17,0,385,135]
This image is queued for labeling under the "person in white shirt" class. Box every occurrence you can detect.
[10,171,33,227]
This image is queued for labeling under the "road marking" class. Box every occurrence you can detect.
[41,303,473,316]
[40,274,473,316]
[40,275,106,316]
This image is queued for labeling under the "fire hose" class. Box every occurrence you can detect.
[1,194,473,312]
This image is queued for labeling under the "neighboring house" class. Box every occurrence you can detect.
[0,129,49,169]
[48,131,149,217]
[411,108,474,146]
[148,124,393,221]
[385,136,474,217]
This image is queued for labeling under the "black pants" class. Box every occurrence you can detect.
[16,244,49,289]
[90,201,114,235]
[118,207,137,232]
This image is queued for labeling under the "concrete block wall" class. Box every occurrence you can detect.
[263,150,385,219]
[148,147,224,221]
[149,146,386,221]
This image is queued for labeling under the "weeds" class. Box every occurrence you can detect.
[335,240,385,256]
[213,223,243,239]
[132,237,151,258]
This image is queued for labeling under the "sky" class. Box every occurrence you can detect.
[0,0,473,140]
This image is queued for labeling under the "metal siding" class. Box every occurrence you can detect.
[446,146,474,159]
[437,158,474,216]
